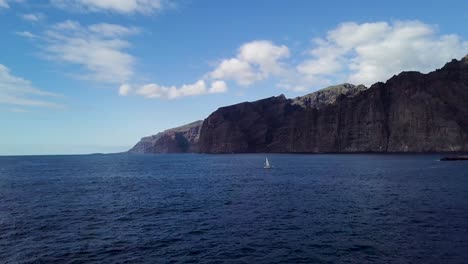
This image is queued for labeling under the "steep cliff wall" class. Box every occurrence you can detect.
[198,56,468,153]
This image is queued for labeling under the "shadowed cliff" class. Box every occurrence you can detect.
[130,56,468,154]
[199,56,468,153]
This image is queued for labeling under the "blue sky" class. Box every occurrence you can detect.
[0,0,467,155]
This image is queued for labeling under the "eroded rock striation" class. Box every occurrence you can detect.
[130,56,468,154]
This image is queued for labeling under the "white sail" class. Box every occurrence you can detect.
[264,157,271,169]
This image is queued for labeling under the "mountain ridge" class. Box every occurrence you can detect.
[129,55,468,154]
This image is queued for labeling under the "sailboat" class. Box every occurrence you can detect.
[264,157,272,169]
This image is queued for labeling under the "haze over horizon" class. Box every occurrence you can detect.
[1,0,467,155]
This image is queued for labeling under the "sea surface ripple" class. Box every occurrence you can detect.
[0,154,467,263]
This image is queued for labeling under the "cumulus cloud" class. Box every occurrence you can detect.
[0,64,64,109]
[209,58,260,86]
[50,0,167,14]
[209,80,228,93]
[128,21,466,98]
[16,19,467,100]
[9,108,30,113]
[16,31,38,39]
[22,20,138,84]
[297,21,468,87]
[208,40,290,86]
[21,13,45,22]
[203,21,468,92]
[17,19,226,100]
[0,0,12,8]
[88,23,140,37]
[132,80,227,99]
[118,84,131,96]
[0,0,24,8]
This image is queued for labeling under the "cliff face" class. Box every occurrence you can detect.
[197,95,292,153]
[292,83,367,109]
[129,120,203,153]
[198,56,468,153]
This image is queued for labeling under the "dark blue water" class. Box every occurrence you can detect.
[0,154,467,263]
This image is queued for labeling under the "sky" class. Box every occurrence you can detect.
[0,0,467,155]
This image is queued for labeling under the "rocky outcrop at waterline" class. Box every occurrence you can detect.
[440,156,468,161]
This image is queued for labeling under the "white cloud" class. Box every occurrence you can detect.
[298,20,468,87]
[0,64,64,109]
[50,0,166,14]
[135,80,227,99]
[327,22,390,49]
[118,84,131,96]
[0,0,24,8]
[297,55,342,76]
[21,13,45,22]
[52,20,81,31]
[34,20,137,84]
[208,40,290,86]
[17,19,228,100]
[0,0,9,8]
[16,19,467,100]
[209,80,228,93]
[238,41,290,76]
[277,73,332,92]
[129,21,466,99]
[16,31,37,39]
[209,58,260,86]
[88,23,140,37]
[9,108,30,113]
[205,22,466,92]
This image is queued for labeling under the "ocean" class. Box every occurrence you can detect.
[0,154,467,263]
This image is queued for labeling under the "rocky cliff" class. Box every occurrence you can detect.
[292,83,367,109]
[129,56,468,154]
[198,56,468,153]
[129,120,203,153]
[128,84,365,154]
